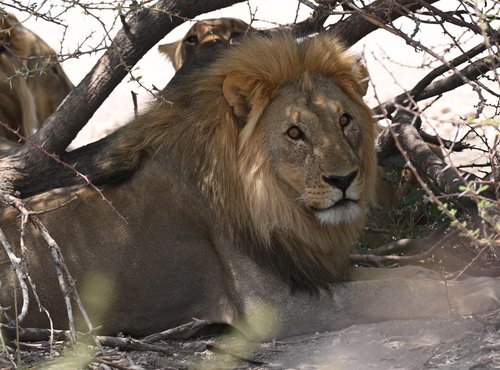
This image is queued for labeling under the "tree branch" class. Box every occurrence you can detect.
[389,110,483,207]
[329,0,440,46]
[372,40,500,117]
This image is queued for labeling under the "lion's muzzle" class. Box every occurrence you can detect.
[322,170,358,195]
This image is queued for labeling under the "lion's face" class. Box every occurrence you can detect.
[159,18,251,70]
[244,76,374,227]
[124,32,377,285]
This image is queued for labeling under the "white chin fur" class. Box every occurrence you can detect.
[315,203,363,225]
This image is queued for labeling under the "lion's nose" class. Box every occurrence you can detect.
[200,35,225,45]
[322,170,358,193]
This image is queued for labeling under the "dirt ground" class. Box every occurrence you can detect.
[1,309,499,369]
[126,315,500,370]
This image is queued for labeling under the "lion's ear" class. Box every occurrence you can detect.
[0,13,29,56]
[352,60,370,97]
[223,73,251,118]
[158,41,181,69]
[0,12,16,43]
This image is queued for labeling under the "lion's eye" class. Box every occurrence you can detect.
[286,126,304,140]
[339,113,352,128]
[229,32,244,44]
[185,35,198,44]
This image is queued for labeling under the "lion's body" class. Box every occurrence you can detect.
[1,33,499,340]
[158,18,252,70]
[0,12,73,143]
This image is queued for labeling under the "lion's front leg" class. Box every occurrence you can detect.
[237,276,500,340]
[337,277,500,320]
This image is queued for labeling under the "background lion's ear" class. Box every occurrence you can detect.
[158,41,181,69]
[0,13,29,56]
[0,12,16,43]
[352,60,370,97]
[223,74,250,118]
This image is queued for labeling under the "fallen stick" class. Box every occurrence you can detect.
[0,325,172,355]
[142,318,211,343]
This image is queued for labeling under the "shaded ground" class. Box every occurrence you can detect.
[2,310,500,369]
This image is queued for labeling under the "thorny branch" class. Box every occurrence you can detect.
[417,1,499,39]
[329,0,441,46]
[345,2,497,95]
[373,39,500,118]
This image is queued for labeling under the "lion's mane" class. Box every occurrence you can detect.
[106,32,377,290]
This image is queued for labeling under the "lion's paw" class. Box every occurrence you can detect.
[448,277,500,316]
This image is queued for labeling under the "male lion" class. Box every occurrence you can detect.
[1,32,499,340]
[158,17,252,70]
[0,11,73,143]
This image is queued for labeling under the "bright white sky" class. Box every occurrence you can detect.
[7,1,496,152]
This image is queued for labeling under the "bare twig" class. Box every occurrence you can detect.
[372,46,500,117]
[343,1,498,98]
[0,120,127,223]
[97,336,173,355]
[351,228,459,265]
[351,236,440,266]
[0,227,29,323]
[0,325,172,354]
[388,110,497,249]
[0,192,96,344]
[417,57,500,101]
[0,324,69,342]
[142,318,211,343]
[330,0,440,46]
[417,1,500,39]
[455,244,493,279]
[390,112,474,200]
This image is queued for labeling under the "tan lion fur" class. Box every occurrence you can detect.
[0,11,73,143]
[1,32,499,339]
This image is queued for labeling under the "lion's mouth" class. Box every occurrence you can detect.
[330,198,355,208]
[312,198,358,212]
[312,198,362,225]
